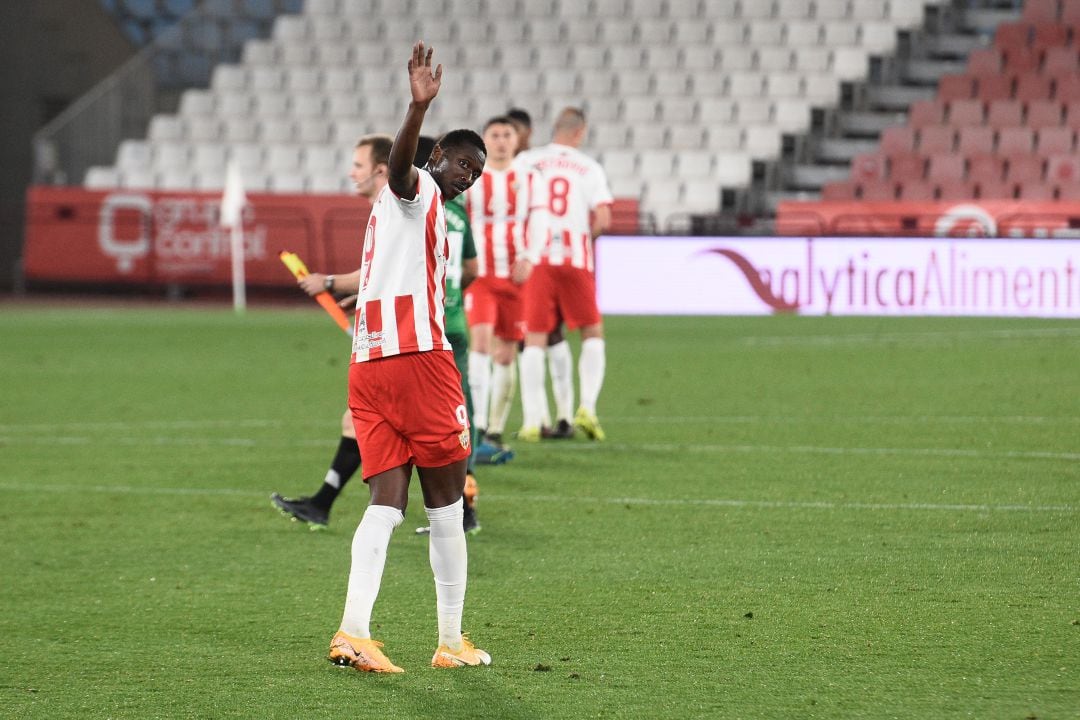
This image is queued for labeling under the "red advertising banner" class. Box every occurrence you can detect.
[24,186,640,287]
[776,199,1080,238]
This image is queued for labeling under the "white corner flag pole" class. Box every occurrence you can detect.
[220,161,248,313]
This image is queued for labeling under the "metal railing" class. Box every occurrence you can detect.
[32,0,299,187]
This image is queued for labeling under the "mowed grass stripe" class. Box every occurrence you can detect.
[3,434,1076,462]
[0,481,1073,514]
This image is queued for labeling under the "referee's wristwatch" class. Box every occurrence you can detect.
[323,275,335,292]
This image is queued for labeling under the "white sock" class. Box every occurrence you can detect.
[519,346,547,429]
[578,338,606,415]
[340,504,404,638]
[468,351,492,431]
[426,498,467,650]
[488,360,516,435]
[547,340,574,423]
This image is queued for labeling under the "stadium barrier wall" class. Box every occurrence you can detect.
[596,236,1080,318]
[23,186,639,287]
[776,199,1080,238]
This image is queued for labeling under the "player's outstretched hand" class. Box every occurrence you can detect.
[407,41,442,106]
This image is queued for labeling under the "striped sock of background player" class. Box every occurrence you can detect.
[488,359,516,438]
[578,338,606,416]
[468,351,492,435]
[340,504,404,638]
[547,340,574,424]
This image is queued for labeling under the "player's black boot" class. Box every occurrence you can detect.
[271,493,329,529]
[541,419,575,439]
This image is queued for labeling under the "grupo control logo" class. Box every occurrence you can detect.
[97,193,267,274]
[98,194,152,273]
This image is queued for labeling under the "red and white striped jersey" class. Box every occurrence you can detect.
[517,143,613,271]
[463,165,536,279]
[351,169,452,363]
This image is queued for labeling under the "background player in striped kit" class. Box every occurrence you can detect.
[462,116,537,459]
[510,107,576,439]
[517,107,613,443]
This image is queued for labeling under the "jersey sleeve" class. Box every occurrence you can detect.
[390,170,432,219]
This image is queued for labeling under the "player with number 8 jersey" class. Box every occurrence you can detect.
[517,107,613,443]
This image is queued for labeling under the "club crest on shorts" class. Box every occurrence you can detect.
[459,428,471,449]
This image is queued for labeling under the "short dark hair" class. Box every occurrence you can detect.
[436,128,487,157]
[484,115,517,132]
[506,108,532,128]
[356,134,393,166]
[413,135,436,168]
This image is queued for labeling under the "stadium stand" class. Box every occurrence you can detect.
[72,0,961,232]
[818,0,1080,205]
[63,0,1059,235]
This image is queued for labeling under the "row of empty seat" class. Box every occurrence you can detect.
[305,0,928,21]
[908,98,1080,129]
[824,177,1080,201]
[244,38,870,74]
[877,125,1080,156]
[852,151,1080,183]
[1022,0,1080,22]
[271,13,909,50]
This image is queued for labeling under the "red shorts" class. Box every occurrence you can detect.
[523,264,601,333]
[348,350,471,480]
[464,276,525,342]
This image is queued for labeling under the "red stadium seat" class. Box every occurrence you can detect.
[1057,181,1080,199]
[986,100,1024,127]
[1003,47,1041,74]
[1032,23,1068,48]
[918,125,955,153]
[851,152,886,181]
[948,99,985,126]
[1006,155,1046,182]
[858,180,897,200]
[1066,101,1080,127]
[958,126,995,154]
[994,21,1032,49]
[821,180,858,200]
[1022,0,1059,23]
[1027,99,1064,128]
[897,180,937,201]
[1017,182,1057,199]
[975,74,1015,101]
[1063,0,1080,24]
[1042,47,1079,74]
[1015,74,1054,101]
[926,154,966,182]
[967,153,1006,181]
[938,74,975,101]
[908,99,946,128]
[887,153,925,182]
[1054,74,1080,100]
[977,179,1016,199]
[998,126,1036,154]
[936,181,978,201]
[967,48,1003,75]
[1046,153,1080,183]
[1037,126,1075,153]
[880,126,917,154]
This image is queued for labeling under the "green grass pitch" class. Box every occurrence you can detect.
[1,304,1078,719]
